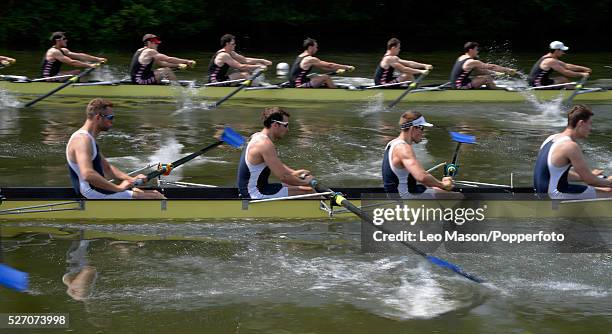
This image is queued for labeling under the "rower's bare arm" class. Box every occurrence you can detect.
[52,49,93,68]
[260,145,309,186]
[392,61,425,75]
[232,52,272,66]
[155,53,195,66]
[0,56,16,63]
[311,58,352,72]
[397,145,452,190]
[549,61,586,78]
[67,51,106,63]
[99,154,133,182]
[565,63,592,73]
[398,59,432,70]
[222,53,260,71]
[567,144,612,188]
[470,59,514,74]
[72,136,123,192]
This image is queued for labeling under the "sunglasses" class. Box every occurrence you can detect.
[99,114,114,121]
[273,120,289,128]
[414,125,424,131]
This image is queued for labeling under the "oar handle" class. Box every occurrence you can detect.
[132,141,226,187]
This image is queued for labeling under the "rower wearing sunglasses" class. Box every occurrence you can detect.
[66,98,164,199]
[382,111,454,198]
[237,107,314,199]
[41,32,106,81]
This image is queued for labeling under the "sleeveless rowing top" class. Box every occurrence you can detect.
[533,135,590,199]
[289,55,311,87]
[528,56,553,87]
[129,48,156,84]
[66,130,114,197]
[374,55,396,85]
[449,57,473,88]
[41,47,68,78]
[208,51,230,83]
[237,133,275,198]
[382,138,426,197]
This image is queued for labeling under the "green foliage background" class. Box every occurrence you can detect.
[0,0,609,51]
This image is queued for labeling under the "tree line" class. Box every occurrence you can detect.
[1,0,609,52]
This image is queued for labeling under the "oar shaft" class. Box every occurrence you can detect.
[144,141,223,181]
[212,69,265,108]
[388,71,429,108]
[24,66,98,107]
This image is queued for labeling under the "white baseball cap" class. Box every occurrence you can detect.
[549,41,569,51]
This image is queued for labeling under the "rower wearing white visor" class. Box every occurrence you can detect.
[533,104,612,199]
[382,111,454,198]
[237,107,314,199]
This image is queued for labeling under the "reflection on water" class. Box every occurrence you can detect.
[0,221,610,333]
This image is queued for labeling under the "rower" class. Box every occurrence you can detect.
[129,34,195,85]
[208,34,271,86]
[0,56,16,67]
[237,107,314,199]
[66,98,164,199]
[382,111,454,198]
[533,104,612,199]
[41,32,106,81]
[528,41,591,88]
[289,38,354,88]
[449,41,517,89]
[374,38,432,86]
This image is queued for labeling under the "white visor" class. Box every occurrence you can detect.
[400,116,434,129]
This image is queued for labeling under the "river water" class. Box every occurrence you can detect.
[1,51,611,333]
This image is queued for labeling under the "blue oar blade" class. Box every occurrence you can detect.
[426,255,484,283]
[221,126,245,148]
[450,131,476,144]
[0,263,29,292]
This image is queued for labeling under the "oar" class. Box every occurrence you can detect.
[564,74,589,106]
[444,132,476,177]
[24,64,101,107]
[388,70,430,108]
[204,78,246,87]
[133,127,245,186]
[308,178,484,283]
[209,68,266,108]
[0,225,29,292]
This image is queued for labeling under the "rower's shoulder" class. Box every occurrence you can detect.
[141,48,157,55]
[393,140,414,156]
[47,47,67,56]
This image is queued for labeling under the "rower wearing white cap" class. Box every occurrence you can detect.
[382,111,454,199]
[528,41,591,87]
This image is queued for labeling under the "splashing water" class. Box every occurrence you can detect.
[90,66,124,82]
[359,92,386,116]
[0,89,21,108]
[519,90,567,126]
